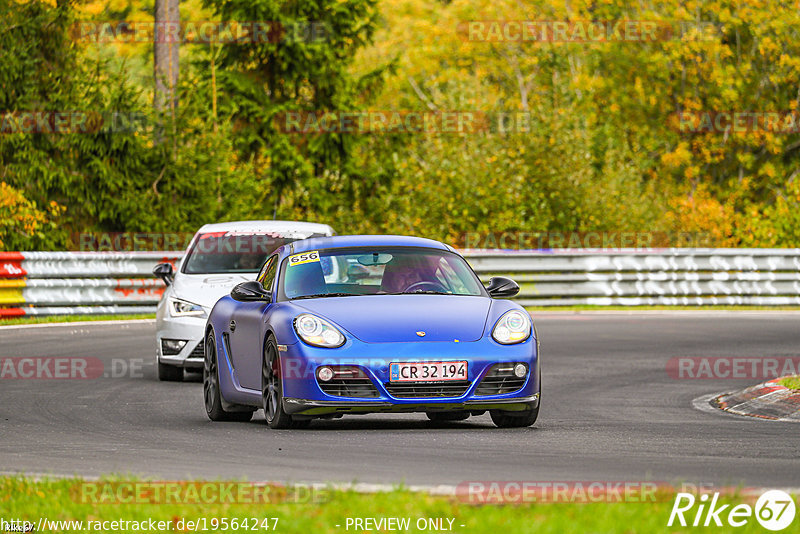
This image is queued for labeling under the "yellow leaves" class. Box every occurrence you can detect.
[81,2,105,16]
[0,182,26,209]
[720,88,738,103]
[664,186,738,247]
[660,142,692,169]
[759,37,780,58]
[760,162,776,179]
[0,182,58,248]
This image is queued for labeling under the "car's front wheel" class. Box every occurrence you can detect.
[491,366,541,428]
[262,335,308,429]
[489,404,539,428]
[204,332,253,422]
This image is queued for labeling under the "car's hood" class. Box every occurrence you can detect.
[293,295,492,343]
[172,273,255,309]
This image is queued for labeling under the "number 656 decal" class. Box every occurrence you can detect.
[289,251,320,266]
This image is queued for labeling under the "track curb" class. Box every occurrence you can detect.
[712,378,800,422]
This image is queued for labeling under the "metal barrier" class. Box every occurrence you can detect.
[1,249,800,317]
[0,252,181,317]
[466,249,800,306]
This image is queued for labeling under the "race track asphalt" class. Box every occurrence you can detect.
[0,313,798,487]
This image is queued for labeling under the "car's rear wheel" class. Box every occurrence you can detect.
[426,411,470,422]
[204,332,253,422]
[262,335,306,429]
[158,361,183,382]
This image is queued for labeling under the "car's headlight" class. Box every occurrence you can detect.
[294,313,345,348]
[492,310,531,344]
[169,297,206,318]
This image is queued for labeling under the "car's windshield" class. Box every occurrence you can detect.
[280,247,485,299]
[182,232,326,274]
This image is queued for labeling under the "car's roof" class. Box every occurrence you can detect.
[286,235,450,255]
[195,220,334,236]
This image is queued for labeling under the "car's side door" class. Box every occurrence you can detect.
[228,255,278,391]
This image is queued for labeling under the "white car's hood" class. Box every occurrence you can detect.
[171,273,256,309]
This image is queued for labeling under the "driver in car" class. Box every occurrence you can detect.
[380,255,438,293]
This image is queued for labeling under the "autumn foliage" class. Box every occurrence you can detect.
[2,0,800,249]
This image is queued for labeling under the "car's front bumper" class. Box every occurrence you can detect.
[155,314,208,369]
[274,334,540,416]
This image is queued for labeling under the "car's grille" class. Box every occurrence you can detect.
[474,363,526,396]
[187,340,205,359]
[317,367,379,398]
[384,381,471,399]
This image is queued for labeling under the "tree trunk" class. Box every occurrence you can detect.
[154,0,180,113]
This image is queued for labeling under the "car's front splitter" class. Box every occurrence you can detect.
[282,393,540,416]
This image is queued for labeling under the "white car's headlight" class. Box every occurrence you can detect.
[492,310,531,344]
[294,314,345,348]
[168,297,206,318]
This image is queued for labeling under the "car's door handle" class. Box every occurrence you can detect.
[229,320,236,332]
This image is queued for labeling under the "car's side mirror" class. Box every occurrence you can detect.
[153,263,174,286]
[231,281,272,302]
[485,276,520,298]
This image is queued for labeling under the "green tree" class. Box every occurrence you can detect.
[202,0,391,221]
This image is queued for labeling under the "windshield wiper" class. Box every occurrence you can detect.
[386,290,452,295]
[293,292,359,300]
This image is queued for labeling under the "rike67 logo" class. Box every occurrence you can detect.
[669,490,796,531]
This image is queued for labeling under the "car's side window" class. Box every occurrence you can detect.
[256,257,272,284]
[258,256,278,292]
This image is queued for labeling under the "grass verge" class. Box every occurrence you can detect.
[0,476,783,534]
[0,314,155,326]
[778,375,800,390]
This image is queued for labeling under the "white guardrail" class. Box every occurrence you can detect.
[2,249,800,317]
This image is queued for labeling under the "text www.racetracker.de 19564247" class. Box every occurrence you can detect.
[1,517,279,532]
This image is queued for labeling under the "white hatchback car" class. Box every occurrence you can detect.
[153,220,335,381]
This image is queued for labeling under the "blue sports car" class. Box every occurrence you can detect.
[203,235,540,428]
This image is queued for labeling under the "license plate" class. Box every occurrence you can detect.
[389,361,468,382]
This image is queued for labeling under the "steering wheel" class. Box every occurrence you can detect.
[403,280,448,293]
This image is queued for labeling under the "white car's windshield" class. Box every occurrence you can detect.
[281,247,485,299]
[183,232,326,274]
